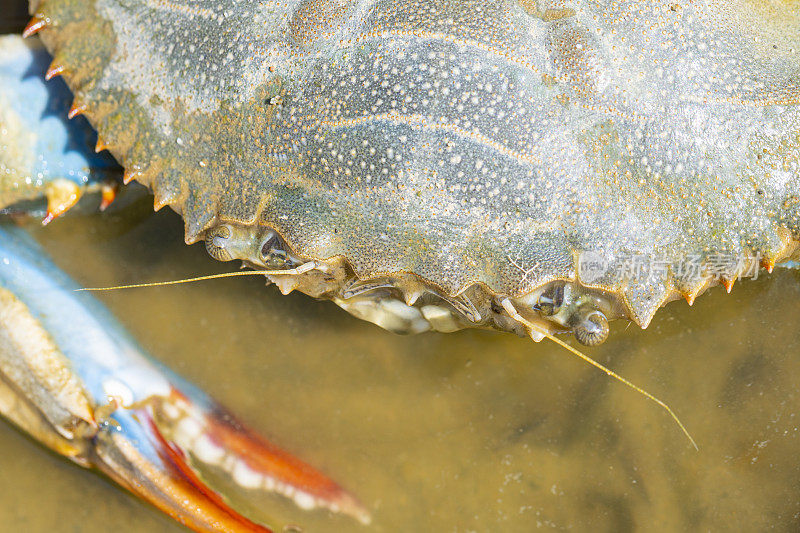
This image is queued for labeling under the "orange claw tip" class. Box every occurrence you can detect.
[42,179,81,226]
[44,62,65,81]
[22,16,48,38]
[40,212,56,226]
[42,204,74,226]
[67,102,87,119]
[99,182,119,211]
[95,138,108,153]
[160,386,371,525]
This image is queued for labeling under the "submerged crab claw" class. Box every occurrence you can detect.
[0,224,370,531]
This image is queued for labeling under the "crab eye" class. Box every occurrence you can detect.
[536,283,565,316]
[259,231,288,265]
[572,308,609,347]
[205,225,234,261]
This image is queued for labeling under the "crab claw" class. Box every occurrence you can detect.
[89,384,370,531]
[0,35,122,220]
[89,406,273,532]
[99,180,119,211]
[113,385,371,526]
[0,224,370,531]
[42,178,82,225]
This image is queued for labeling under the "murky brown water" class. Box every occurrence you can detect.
[1,192,800,531]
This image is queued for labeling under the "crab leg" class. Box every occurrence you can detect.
[0,34,120,220]
[0,223,369,531]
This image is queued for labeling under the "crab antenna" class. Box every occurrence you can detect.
[75,263,316,292]
[80,275,698,449]
[500,298,698,451]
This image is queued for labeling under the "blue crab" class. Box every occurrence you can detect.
[19,0,800,348]
[5,0,800,529]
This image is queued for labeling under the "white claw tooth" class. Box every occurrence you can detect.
[263,476,276,491]
[191,433,226,464]
[293,491,316,510]
[174,416,203,447]
[161,402,180,420]
[221,453,237,472]
[232,459,263,489]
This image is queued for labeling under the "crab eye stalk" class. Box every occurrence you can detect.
[204,224,234,261]
[572,307,610,347]
[259,230,290,267]
[536,282,565,316]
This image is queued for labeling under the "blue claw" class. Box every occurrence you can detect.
[0,223,369,531]
[0,35,120,219]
